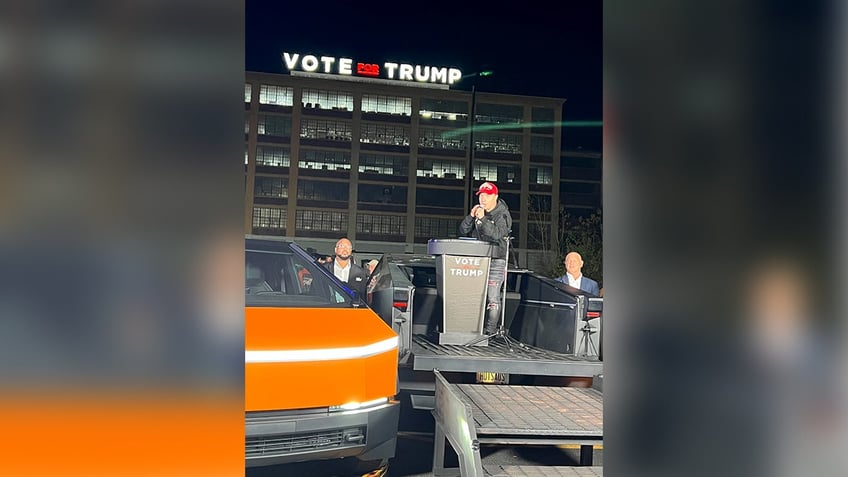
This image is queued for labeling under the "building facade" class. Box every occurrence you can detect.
[560,148,602,217]
[244,69,566,260]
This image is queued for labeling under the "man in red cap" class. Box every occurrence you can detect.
[459,182,513,334]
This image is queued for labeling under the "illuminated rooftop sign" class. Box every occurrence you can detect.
[282,52,463,86]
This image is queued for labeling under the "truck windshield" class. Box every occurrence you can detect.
[245,247,354,308]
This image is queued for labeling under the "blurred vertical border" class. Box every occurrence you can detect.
[0,1,244,476]
[604,1,847,476]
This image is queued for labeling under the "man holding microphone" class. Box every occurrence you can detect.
[459,182,513,334]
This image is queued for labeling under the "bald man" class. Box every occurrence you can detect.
[322,237,368,297]
[555,252,600,296]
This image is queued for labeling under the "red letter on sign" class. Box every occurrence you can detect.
[357,63,380,77]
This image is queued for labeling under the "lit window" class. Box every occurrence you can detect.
[259,85,294,106]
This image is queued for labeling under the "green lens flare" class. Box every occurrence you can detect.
[440,120,602,138]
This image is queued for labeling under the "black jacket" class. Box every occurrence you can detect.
[458,199,513,259]
[323,260,368,297]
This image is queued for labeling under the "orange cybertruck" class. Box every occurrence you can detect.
[244,237,399,471]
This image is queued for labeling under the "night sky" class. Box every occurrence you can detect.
[245,1,602,148]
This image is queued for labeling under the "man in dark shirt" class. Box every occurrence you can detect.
[459,182,513,334]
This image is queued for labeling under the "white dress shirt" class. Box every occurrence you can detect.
[333,260,351,282]
[567,272,582,290]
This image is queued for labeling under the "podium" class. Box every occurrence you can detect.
[427,238,494,345]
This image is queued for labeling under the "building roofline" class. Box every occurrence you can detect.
[246,70,566,105]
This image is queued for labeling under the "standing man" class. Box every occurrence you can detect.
[556,251,600,296]
[323,237,368,297]
[459,182,513,334]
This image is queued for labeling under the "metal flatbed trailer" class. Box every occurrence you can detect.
[432,370,603,476]
[452,383,603,462]
[411,335,603,377]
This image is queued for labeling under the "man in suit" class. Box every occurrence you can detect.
[556,251,600,296]
[323,237,368,297]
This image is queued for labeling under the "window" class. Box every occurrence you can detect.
[416,188,464,207]
[256,146,291,167]
[245,247,352,306]
[531,136,553,156]
[254,176,288,198]
[529,166,552,185]
[362,94,412,115]
[297,180,349,201]
[360,123,409,146]
[562,155,601,168]
[419,98,469,121]
[419,127,465,150]
[476,103,523,125]
[561,182,600,194]
[358,184,408,205]
[499,192,521,212]
[415,216,460,239]
[529,194,552,213]
[245,84,252,103]
[302,88,353,111]
[301,119,352,141]
[244,115,250,134]
[259,85,294,106]
[474,162,521,183]
[295,210,348,232]
[257,114,292,137]
[417,159,465,179]
[244,146,248,165]
[526,223,552,250]
[359,153,408,176]
[531,107,554,134]
[531,107,554,123]
[475,133,522,154]
[300,150,350,170]
[252,207,286,230]
[356,214,406,235]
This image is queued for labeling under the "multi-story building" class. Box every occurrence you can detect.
[560,148,602,217]
[245,64,565,262]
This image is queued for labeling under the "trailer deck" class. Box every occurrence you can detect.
[454,383,603,449]
[432,370,603,476]
[411,335,603,377]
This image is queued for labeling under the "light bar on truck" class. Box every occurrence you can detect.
[245,336,398,363]
[329,397,389,412]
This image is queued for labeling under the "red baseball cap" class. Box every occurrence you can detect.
[475,182,498,195]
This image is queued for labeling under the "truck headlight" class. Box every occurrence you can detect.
[330,397,389,412]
